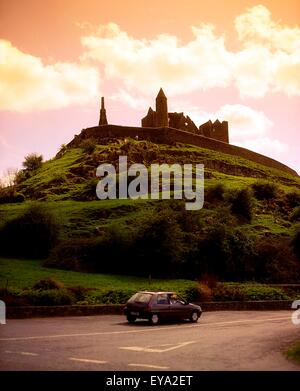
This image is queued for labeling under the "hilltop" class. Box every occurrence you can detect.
[1,136,299,239]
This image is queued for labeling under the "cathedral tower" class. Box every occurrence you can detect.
[155,88,168,127]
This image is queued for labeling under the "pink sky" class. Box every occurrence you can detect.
[0,0,299,177]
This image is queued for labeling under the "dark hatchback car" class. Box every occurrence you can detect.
[124,291,202,325]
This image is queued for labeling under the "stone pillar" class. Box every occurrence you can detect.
[99,97,108,126]
[155,88,168,127]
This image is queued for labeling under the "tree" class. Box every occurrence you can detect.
[230,188,253,222]
[0,204,59,258]
[23,153,43,171]
[134,210,185,278]
[292,230,300,261]
[0,168,20,197]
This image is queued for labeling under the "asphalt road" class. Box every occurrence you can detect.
[0,311,300,371]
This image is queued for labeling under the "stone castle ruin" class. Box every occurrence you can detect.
[141,88,229,143]
[67,90,298,177]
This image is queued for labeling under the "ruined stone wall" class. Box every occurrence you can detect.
[199,120,229,143]
[141,108,156,127]
[68,125,298,177]
[168,112,198,133]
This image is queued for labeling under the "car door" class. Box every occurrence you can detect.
[152,294,170,319]
[168,294,188,319]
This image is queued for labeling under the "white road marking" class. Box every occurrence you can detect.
[128,363,169,369]
[69,357,107,364]
[0,315,291,341]
[4,350,38,356]
[120,341,195,353]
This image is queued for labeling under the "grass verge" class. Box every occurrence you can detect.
[286,341,300,364]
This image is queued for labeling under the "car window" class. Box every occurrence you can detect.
[169,294,186,305]
[156,294,169,305]
[128,293,152,303]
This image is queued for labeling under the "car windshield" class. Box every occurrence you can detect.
[128,293,152,304]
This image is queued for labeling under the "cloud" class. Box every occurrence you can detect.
[110,88,148,110]
[81,23,233,96]
[233,5,300,98]
[80,6,300,99]
[0,40,101,112]
[235,4,300,53]
[211,104,273,141]
[1,5,299,113]
[204,104,287,158]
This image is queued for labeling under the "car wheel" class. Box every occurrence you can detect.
[149,314,159,326]
[190,311,199,323]
[127,315,137,323]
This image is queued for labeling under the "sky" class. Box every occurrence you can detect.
[0,0,300,178]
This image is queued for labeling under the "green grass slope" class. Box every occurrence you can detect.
[0,137,299,241]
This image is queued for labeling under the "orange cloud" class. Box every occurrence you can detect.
[0,40,100,112]
[81,23,233,95]
[1,5,299,112]
[81,6,300,99]
[235,4,300,53]
[204,104,287,158]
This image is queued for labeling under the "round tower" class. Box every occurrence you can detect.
[155,88,168,127]
[99,97,108,126]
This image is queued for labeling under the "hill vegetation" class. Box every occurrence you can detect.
[0,137,300,290]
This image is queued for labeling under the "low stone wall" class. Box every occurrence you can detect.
[6,300,293,319]
[200,300,293,311]
[7,304,123,319]
[68,125,298,177]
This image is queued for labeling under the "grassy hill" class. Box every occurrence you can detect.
[0,137,299,240]
[0,136,300,292]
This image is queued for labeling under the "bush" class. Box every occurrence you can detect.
[229,188,253,222]
[23,153,43,171]
[252,181,278,200]
[240,285,289,301]
[74,178,98,201]
[87,289,135,304]
[133,210,185,278]
[199,273,218,289]
[254,236,300,283]
[68,286,92,302]
[44,240,83,270]
[0,204,60,258]
[212,284,289,301]
[212,284,245,301]
[0,288,29,306]
[176,284,212,302]
[286,191,300,208]
[205,184,225,203]
[32,278,64,290]
[21,289,74,306]
[291,207,300,222]
[196,283,213,301]
[80,139,96,154]
[178,287,201,302]
[197,225,256,281]
[0,191,25,204]
[46,227,131,274]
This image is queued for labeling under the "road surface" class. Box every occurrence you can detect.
[0,311,299,370]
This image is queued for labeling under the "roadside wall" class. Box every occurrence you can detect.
[6,301,294,319]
